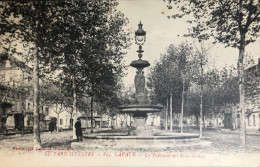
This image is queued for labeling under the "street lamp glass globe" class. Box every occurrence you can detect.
[135,21,146,46]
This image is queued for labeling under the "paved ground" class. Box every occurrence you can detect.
[0,128,259,153]
[0,128,259,167]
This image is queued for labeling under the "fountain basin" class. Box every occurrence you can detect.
[119,104,162,113]
[130,59,150,69]
[71,133,211,150]
[84,133,199,139]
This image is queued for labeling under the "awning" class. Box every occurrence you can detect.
[77,116,87,119]
[87,116,101,121]
[25,111,34,115]
[7,112,22,116]
[0,102,14,107]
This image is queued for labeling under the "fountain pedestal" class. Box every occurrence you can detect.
[119,21,163,136]
[119,104,162,136]
[130,118,154,136]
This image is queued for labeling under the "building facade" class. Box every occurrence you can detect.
[0,54,75,133]
[223,58,260,131]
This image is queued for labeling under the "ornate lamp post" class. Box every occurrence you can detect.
[130,21,150,104]
[119,21,162,136]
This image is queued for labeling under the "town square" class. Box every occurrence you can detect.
[0,0,259,166]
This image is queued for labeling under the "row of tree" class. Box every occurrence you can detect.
[147,42,247,135]
[162,0,260,144]
[0,0,130,149]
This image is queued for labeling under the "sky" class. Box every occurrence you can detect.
[116,0,260,87]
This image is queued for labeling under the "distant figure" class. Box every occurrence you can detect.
[75,118,83,142]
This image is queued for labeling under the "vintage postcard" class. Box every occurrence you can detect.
[0,0,259,166]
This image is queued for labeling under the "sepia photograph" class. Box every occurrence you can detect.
[0,0,259,166]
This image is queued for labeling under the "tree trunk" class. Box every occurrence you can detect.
[70,111,73,130]
[33,47,41,149]
[107,116,109,129]
[57,113,60,132]
[130,114,132,126]
[21,104,24,137]
[195,115,199,127]
[125,115,127,127]
[238,33,246,145]
[170,94,173,131]
[203,115,206,130]
[235,107,238,130]
[181,79,185,133]
[116,115,118,128]
[165,104,168,130]
[100,115,102,130]
[216,115,219,128]
[72,78,77,140]
[200,54,203,138]
[56,103,59,132]
[200,92,203,138]
[90,96,94,133]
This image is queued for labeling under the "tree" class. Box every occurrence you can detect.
[189,41,210,137]
[202,66,239,128]
[148,43,196,132]
[165,0,260,145]
[148,51,181,131]
[46,1,130,135]
[41,83,71,132]
[175,43,196,133]
[0,1,63,149]
[1,0,130,145]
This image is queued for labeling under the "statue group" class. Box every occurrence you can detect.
[135,70,145,93]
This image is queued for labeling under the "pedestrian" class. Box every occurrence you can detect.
[75,118,83,142]
[49,122,55,134]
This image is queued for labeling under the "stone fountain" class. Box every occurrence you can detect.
[119,21,163,136]
[72,22,210,150]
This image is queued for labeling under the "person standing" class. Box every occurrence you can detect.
[75,118,83,142]
[49,122,55,134]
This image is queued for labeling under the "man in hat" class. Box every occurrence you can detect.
[75,118,83,142]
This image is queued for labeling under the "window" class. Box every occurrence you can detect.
[60,119,63,125]
[11,101,16,111]
[17,101,20,111]
[10,73,13,81]
[22,103,25,110]
[253,115,256,126]
[45,107,49,115]
[70,119,73,126]
[28,103,31,110]
[1,73,5,81]
[5,60,11,67]
[248,115,251,126]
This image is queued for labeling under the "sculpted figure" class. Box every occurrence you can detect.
[135,70,145,93]
[139,71,145,93]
